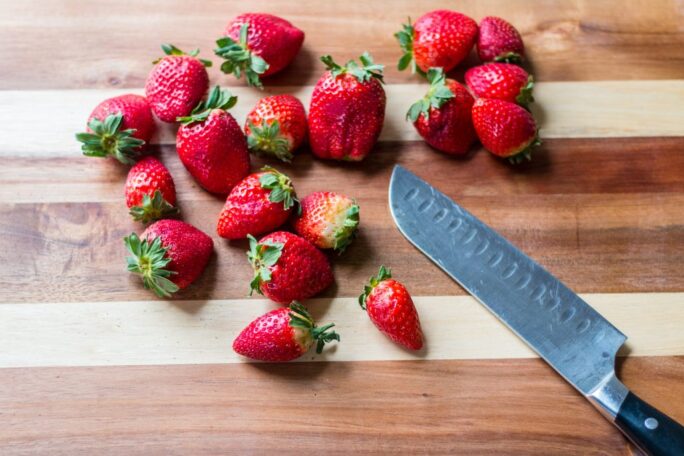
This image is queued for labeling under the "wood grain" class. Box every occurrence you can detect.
[2,81,684,156]
[2,293,682,368]
[2,139,683,303]
[1,357,682,455]
[1,0,683,90]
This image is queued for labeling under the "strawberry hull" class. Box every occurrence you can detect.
[88,94,155,144]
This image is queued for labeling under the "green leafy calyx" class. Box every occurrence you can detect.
[320,52,384,84]
[395,18,424,76]
[507,131,542,165]
[258,166,299,212]
[406,67,454,122]
[358,265,392,309]
[75,114,144,165]
[247,120,293,162]
[288,301,340,354]
[155,43,212,67]
[246,234,284,295]
[124,232,179,298]
[333,203,360,253]
[129,190,179,224]
[214,24,269,88]
[515,75,535,108]
[493,51,523,64]
[177,85,238,125]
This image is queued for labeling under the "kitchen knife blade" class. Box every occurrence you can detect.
[389,165,684,456]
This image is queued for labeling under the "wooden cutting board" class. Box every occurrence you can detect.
[1,0,683,454]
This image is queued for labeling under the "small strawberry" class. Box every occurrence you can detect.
[145,44,211,123]
[395,10,478,75]
[359,266,424,351]
[407,68,476,155]
[308,52,386,161]
[217,166,298,239]
[176,86,251,194]
[233,302,339,362]
[215,13,304,88]
[244,94,307,162]
[75,94,154,164]
[472,98,540,163]
[465,63,534,106]
[247,231,333,304]
[477,16,525,63]
[124,219,213,298]
[124,157,179,223]
[292,191,359,252]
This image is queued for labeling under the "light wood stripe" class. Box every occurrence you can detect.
[1,80,683,157]
[1,293,682,368]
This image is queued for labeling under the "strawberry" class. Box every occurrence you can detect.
[292,191,359,252]
[395,10,478,75]
[124,157,179,223]
[233,302,339,362]
[215,13,304,88]
[145,44,211,123]
[247,231,334,304]
[477,16,525,63]
[472,98,540,163]
[465,63,534,106]
[407,68,476,155]
[308,52,386,161]
[244,94,307,162]
[359,266,423,351]
[176,86,251,194]
[217,166,298,239]
[124,219,213,298]
[76,94,154,164]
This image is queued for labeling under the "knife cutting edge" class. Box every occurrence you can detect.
[388,165,684,456]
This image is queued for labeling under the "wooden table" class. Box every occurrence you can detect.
[1,1,683,454]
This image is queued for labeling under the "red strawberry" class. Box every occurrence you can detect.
[359,266,424,350]
[145,44,211,123]
[292,191,359,252]
[217,166,298,239]
[407,68,476,155]
[308,53,386,161]
[76,94,154,164]
[124,157,179,223]
[176,86,251,194]
[233,302,339,362]
[247,231,333,304]
[477,16,525,63]
[215,13,304,88]
[472,98,540,163]
[124,219,213,297]
[244,95,307,162]
[465,63,534,106]
[395,10,478,74]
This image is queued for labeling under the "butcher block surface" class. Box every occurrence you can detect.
[1,1,683,454]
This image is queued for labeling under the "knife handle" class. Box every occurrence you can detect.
[615,391,684,456]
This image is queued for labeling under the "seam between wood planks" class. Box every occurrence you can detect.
[0,80,683,157]
[1,292,682,368]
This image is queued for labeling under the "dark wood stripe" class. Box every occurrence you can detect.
[1,357,682,454]
[1,0,683,90]
[1,138,684,303]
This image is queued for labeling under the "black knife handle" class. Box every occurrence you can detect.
[615,391,684,456]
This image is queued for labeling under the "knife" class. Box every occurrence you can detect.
[389,165,684,456]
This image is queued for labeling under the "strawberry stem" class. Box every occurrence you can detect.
[75,113,144,165]
[515,75,535,108]
[129,190,179,224]
[246,120,293,162]
[177,86,237,125]
[288,302,340,354]
[214,23,269,88]
[358,265,392,309]
[493,51,523,65]
[406,67,455,122]
[246,234,284,295]
[394,18,425,76]
[258,166,299,212]
[154,44,212,67]
[333,203,360,253]
[124,233,179,298]
[320,52,384,84]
